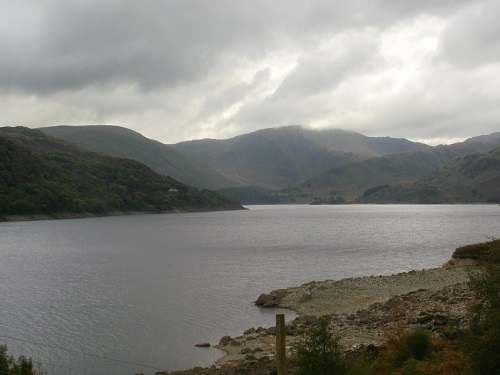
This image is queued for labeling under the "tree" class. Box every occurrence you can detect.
[293,318,349,375]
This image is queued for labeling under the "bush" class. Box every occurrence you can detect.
[371,328,433,373]
[404,330,432,361]
[452,239,500,263]
[0,345,45,375]
[292,317,349,375]
[461,264,500,375]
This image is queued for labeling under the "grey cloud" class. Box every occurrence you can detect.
[438,0,500,67]
[1,0,498,144]
[1,0,480,94]
[272,31,379,99]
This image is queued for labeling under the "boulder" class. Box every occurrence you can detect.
[195,342,211,347]
[244,327,256,335]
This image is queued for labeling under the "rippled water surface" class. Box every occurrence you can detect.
[0,205,499,374]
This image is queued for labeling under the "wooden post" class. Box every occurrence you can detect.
[276,313,287,375]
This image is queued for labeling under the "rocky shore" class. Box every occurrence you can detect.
[161,265,473,375]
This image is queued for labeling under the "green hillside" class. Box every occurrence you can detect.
[357,147,500,203]
[297,133,500,201]
[40,125,245,190]
[0,127,242,219]
[175,126,428,189]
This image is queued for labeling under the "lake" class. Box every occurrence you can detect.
[0,204,499,374]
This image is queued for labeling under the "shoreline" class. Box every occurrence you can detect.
[215,266,470,365]
[0,206,247,223]
[165,262,473,374]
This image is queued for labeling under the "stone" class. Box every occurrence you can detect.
[416,312,434,323]
[219,335,232,346]
[240,347,252,354]
[266,326,276,335]
[195,342,211,347]
[434,314,448,326]
[255,293,279,307]
[298,292,312,303]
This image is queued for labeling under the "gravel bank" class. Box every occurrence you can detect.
[164,265,473,374]
[255,267,469,316]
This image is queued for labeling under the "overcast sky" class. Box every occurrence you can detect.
[1,0,499,145]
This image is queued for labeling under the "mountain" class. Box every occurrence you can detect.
[0,127,242,219]
[40,125,244,190]
[357,147,500,203]
[175,126,428,189]
[297,133,500,201]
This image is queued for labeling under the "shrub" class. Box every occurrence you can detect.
[292,317,349,375]
[0,345,45,375]
[404,330,432,361]
[452,239,500,263]
[461,264,500,374]
[372,328,433,373]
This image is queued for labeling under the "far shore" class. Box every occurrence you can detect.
[0,206,247,223]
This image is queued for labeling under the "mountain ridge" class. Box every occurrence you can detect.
[41,125,245,190]
[30,124,500,204]
[356,146,500,203]
[0,126,243,219]
[297,135,500,201]
[175,125,428,188]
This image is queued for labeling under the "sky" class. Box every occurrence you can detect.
[1,0,499,145]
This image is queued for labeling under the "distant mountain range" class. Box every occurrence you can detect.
[20,124,500,204]
[357,147,500,204]
[41,125,244,190]
[297,133,500,201]
[175,126,428,188]
[0,127,242,219]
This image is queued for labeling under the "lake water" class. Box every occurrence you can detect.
[0,204,499,374]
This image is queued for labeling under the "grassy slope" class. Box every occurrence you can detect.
[40,125,245,190]
[0,127,242,218]
[175,126,428,189]
[358,147,500,203]
[299,134,500,201]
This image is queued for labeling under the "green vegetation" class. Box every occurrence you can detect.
[292,318,349,375]
[289,239,500,375]
[0,129,242,219]
[176,126,427,189]
[357,147,500,203]
[452,239,500,263]
[461,264,500,374]
[367,329,434,374]
[41,125,244,190]
[0,345,44,375]
[38,125,500,203]
[215,186,287,204]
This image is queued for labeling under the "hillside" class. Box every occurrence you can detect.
[40,125,244,190]
[0,127,242,219]
[175,126,428,189]
[295,132,500,201]
[357,147,500,203]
